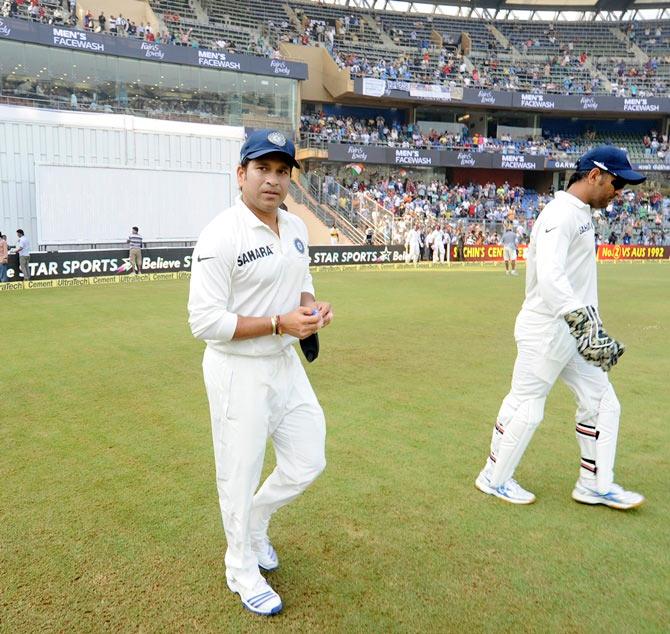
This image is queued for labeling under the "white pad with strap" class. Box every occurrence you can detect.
[576,383,620,493]
[487,394,520,467]
[489,397,546,487]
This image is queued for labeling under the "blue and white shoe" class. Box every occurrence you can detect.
[227,577,283,616]
[252,539,279,572]
[572,481,644,510]
[476,470,536,505]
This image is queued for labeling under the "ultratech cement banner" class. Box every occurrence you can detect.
[353,78,670,114]
[0,17,308,79]
[327,144,542,170]
[5,245,408,280]
[597,245,670,260]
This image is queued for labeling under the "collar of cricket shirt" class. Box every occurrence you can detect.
[556,190,591,212]
[237,195,281,231]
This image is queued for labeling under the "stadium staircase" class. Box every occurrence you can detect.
[363,15,394,48]
[487,24,512,52]
[284,191,350,246]
[289,178,365,245]
[609,27,647,62]
[189,0,210,25]
[283,2,302,34]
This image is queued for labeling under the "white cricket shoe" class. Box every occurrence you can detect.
[511,270,519,276]
[476,470,536,505]
[252,539,279,572]
[571,481,645,510]
[227,577,283,616]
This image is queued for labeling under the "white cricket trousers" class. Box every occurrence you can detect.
[488,311,621,492]
[202,345,326,589]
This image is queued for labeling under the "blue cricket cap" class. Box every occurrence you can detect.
[575,146,646,185]
[240,129,300,169]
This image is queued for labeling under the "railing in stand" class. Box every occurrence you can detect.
[290,177,364,244]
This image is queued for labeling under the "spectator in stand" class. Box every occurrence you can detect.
[127,226,143,274]
[329,223,340,245]
[501,223,519,276]
[98,11,105,32]
[0,232,8,282]
[178,27,192,46]
[14,229,30,281]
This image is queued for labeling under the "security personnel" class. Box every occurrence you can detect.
[475,147,645,509]
[188,130,334,615]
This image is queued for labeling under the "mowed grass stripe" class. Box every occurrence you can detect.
[1,266,668,632]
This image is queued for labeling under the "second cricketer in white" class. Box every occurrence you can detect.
[475,146,645,510]
[188,130,333,616]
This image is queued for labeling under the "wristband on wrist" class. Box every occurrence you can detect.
[270,315,277,336]
[276,314,283,336]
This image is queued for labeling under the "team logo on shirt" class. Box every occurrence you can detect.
[294,238,305,254]
[578,222,593,235]
[237,244,274,267]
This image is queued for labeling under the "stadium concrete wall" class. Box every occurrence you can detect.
[76,0,161,35]
[280,43,352,102]
[35,165,234,245]
[0,105,244,246]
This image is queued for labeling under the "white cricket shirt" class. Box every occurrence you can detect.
[188,196,315,357]
[17,236,31,256]
[521,191,598,320]
[406,229,420,247]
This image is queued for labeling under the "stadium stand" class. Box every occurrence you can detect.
[1,0,669,251]
[319,171,670,248]
[4,0,670,96]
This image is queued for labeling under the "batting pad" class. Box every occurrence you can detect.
[489,397,546,487]
[595,384,621,493]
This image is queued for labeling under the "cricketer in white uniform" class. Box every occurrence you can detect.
[475,147,645,510]
[500,225,518,275]
[405,225,421,264]
[431,227,446,263]
[188,130,333,616]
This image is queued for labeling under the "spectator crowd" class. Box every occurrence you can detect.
[322,172,670,248]
[300,113,670,165]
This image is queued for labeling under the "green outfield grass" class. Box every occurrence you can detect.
[2,263,669,632]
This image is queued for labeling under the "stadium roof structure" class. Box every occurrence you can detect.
[312,0,670,21]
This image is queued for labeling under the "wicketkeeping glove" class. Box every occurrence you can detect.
[564,306,625,372]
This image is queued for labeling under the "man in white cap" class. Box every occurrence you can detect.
[475,146,646,510]
[188,129,334,615]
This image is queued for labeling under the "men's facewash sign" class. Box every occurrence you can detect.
[51,27,105,51]
[0,17,308,79]
[353,78,670,114]
[327,144,542,170]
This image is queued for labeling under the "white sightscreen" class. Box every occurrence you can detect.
[35,165,234,245]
